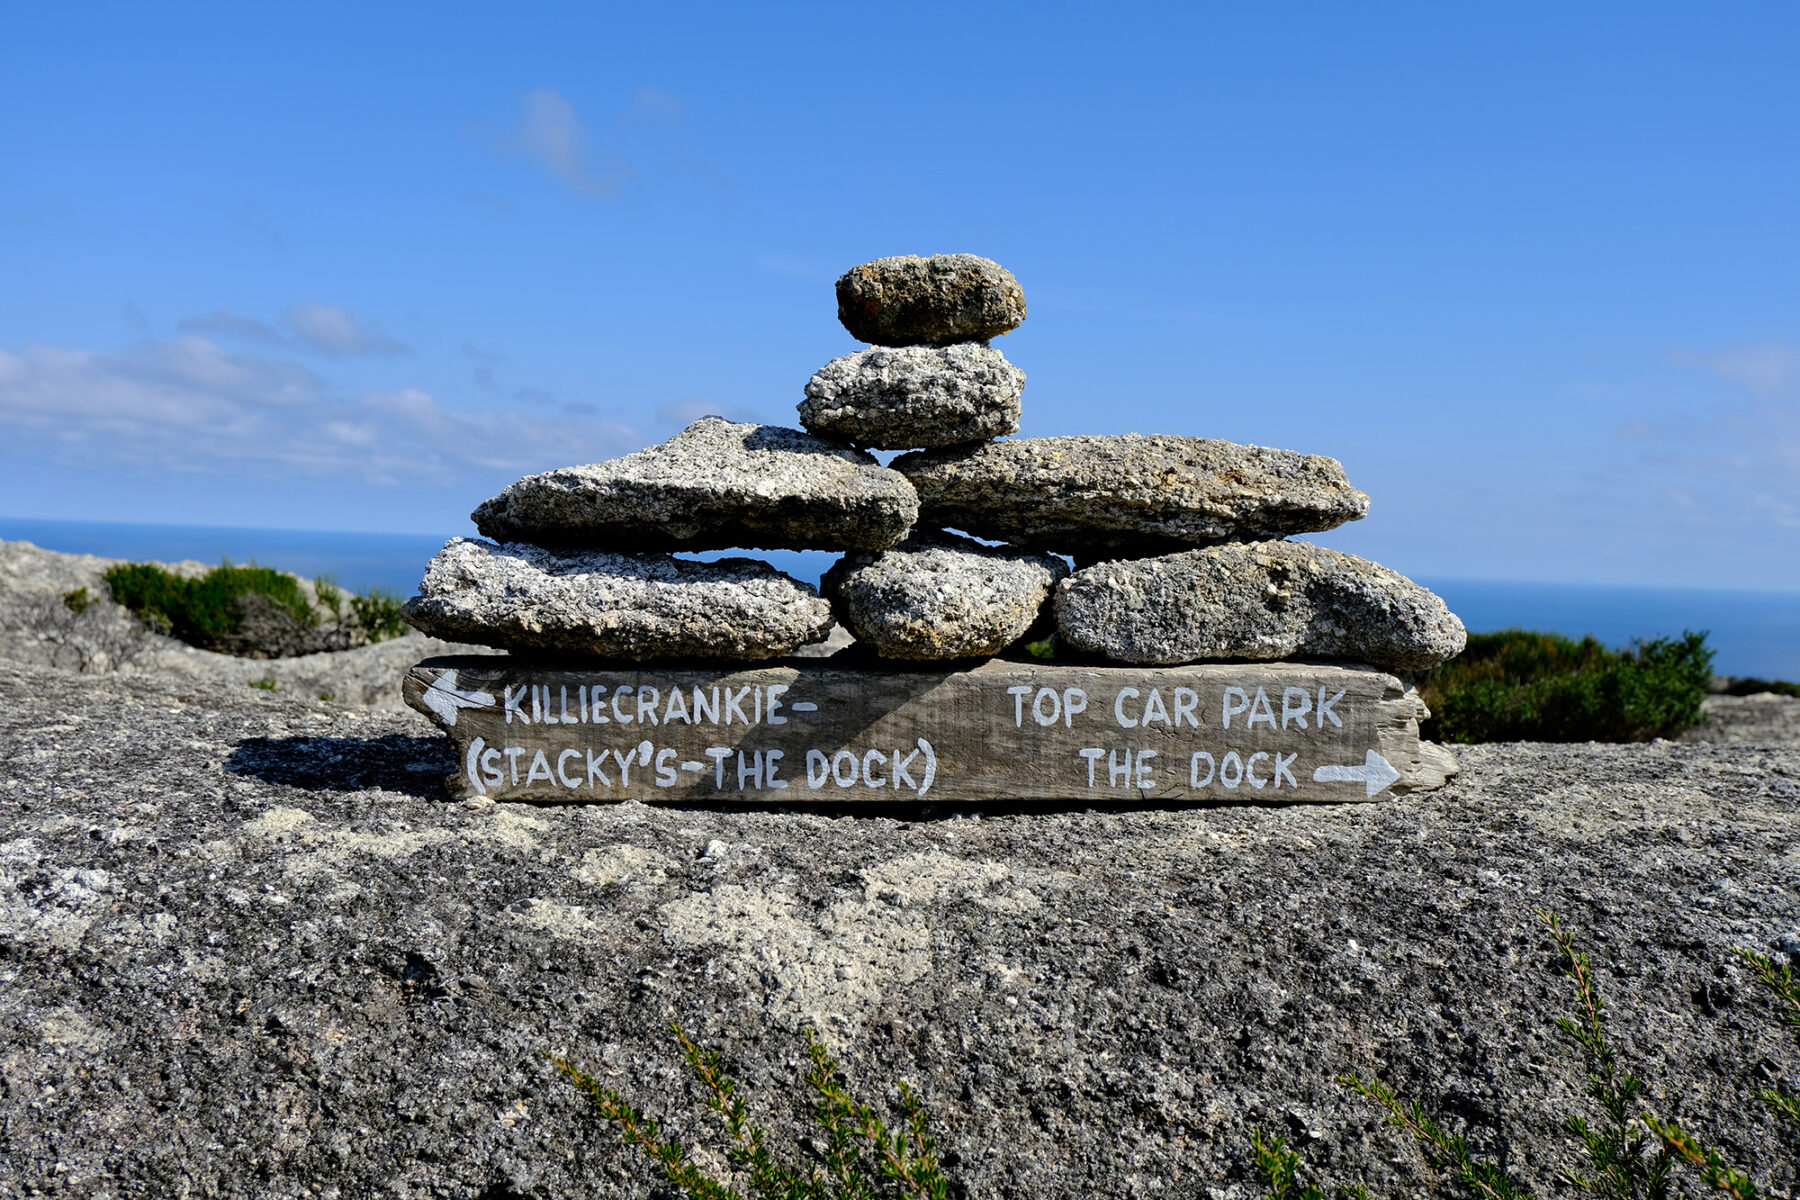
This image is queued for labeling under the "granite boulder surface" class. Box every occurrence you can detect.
[800,343,1025,449]
[0,656,1796,1198]
[401,537,834,661]
[1054,540,1466,670]
[836,254,1027,347]
[822,532,1068,659]
[894,434,1370,560]
[472,418,918,553]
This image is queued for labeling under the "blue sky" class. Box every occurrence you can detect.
[2,2,1796,589]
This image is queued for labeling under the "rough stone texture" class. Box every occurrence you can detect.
[1682,692,1800,744]
[800,343,1024,449]
[822,532,1065,659]
[472,418,918,553]
[400,537,834,661]
[1,654,1797,1198]
[1054,541,1467,670]
[0,538,488,708]
[894,435,1370,559]
[836,254,1027,347]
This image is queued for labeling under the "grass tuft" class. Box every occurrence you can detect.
[551,1025,952,1200]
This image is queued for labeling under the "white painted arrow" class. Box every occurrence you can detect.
[420,670,495,727]
[1312,749,1402,798]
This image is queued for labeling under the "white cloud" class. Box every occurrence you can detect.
[1678,342,1800,398]
[0,337,641,487]
[284,303,408,356]
[495,89,628,197]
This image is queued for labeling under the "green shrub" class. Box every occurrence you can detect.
[102,559,409,650]
[552,1025,951,1200]
[349,586,409,643]
[1419,629,1713,744]
[103,559,317,645]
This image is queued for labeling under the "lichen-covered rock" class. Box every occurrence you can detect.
[836,254,1026,347]
[800,343,1024,449]
[472,418,918,553]
[823,532,1067,660]
[894,434,1369,559]
[401,537,833,660]
[1,649,1797,1198]
[1053,540,1466,670]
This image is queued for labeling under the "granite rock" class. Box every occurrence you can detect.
[400,537,833,660]
[894,434,1370,559]
[2,657,1797,1198]
[822,532,1067,659]
[1054,540,1466,670]
[472,418,918,553]
[800,343,1024,449]
[836,254,1026,347]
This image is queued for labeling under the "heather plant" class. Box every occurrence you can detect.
[551,1025,951,1200]
[1255,911,1799,1200]
[348,585,409,643]
[1419,630,1713,743]
[103,559,408,652]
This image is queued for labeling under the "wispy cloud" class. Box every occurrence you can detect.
[0,337,640,487]
[179,310,283,342]
[178,303,408,357]
[493,89,629,198]
[1677,342,1800,398]
[284,303,408,356]
[1612,343,1800,531]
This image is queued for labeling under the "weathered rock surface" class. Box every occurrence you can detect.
[400,537,833,660]
[823,532,1066,659]
[472,418,918,553]
[1055,540,1466,670]
[836,254,1027,346]
[1,657,1797,1198]
[894,434,1370,558]
[800,343,1025,449]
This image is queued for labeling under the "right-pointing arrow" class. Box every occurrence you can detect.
[1312,749,1402,798]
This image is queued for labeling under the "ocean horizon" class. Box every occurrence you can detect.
[6,515,1797,681]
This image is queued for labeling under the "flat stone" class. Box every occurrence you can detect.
[893,435,1370,559]
[400,537,833,661]
[1053,541,1466,670]
[822,532,1067,659]
[472,418,918,553]
[800,343,1024,449]
[837,254,1026,347]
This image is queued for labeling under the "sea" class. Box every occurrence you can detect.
[6,516,1798,681]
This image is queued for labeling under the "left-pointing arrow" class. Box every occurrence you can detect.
[421,670,495,727]
[1311,749,1402,798]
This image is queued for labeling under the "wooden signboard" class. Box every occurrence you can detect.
[403,655,1455,804]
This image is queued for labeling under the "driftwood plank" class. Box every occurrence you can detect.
[402,656,1455,804]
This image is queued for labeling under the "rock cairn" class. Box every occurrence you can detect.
[403,252,1466,671]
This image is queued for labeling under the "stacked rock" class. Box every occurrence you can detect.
[402,251,1466,675]
[400,419,917,660]
[808,255,1466,672]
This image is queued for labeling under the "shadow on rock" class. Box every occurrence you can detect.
[225,734,453,799]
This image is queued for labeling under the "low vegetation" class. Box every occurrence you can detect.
[552,1026,950,1200]
[554,915,1796,1198]
[1254,911,1798,1200]
[1419,629,1714,743]
[102,559,409,658]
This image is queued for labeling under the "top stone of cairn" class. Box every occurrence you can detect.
[836,254,1027,347]
[472,417,919,554]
